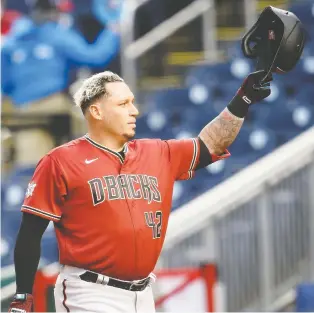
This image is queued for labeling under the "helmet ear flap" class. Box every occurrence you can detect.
[241,22,261,59]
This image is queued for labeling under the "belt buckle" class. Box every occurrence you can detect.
[129,278,149,291]
[129,282,137,291]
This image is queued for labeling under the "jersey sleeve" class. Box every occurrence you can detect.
[21,155,67,222]
[164,138,231,180]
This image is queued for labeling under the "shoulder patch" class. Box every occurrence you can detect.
[25,182,37,198]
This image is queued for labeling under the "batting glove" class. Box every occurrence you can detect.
[8,293,33,313]
[227,70,272,118]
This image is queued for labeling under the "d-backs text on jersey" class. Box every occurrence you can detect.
[88,174,161,205]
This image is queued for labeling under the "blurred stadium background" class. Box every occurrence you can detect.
[1,0,314,311]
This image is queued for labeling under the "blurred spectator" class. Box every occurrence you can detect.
[1,0,121,167]
[1,0,120,106]
[92,0,123,30]
[69,0,92,18]
[70,0,123,75]
[70,0,102,43]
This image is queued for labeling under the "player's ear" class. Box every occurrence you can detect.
[88,103,102,120]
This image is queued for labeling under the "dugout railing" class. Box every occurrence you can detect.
[158,126,314,311]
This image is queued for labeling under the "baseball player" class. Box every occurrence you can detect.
[9,70,271,312]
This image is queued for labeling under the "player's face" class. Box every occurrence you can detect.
[100,82,139,140]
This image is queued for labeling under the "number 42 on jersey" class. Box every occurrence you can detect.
[144,211,162,239]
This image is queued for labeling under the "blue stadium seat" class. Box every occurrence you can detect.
[184,65,218,87]
[213,80,239,101]
[209,80,241,114]
[290,83,314,107]
[1,236,15,267]
[192,159,230,194]
[263,80,287,104]
[146,88,195,112]
[288,0,314,28]
[302,56,314,77]
[136,128,175,141]
[1,165,59,265]
[190,154,258,195]
[249,95,298,126]
[246,102,272,124]
[1,208,59,265]
[226,42,245,59]
[2,166,36,218]
[303,41,314,58]
[228,125,277,158]
[277,57,314,92]
[208,62,242,81]
[136,112,168,134]
[188,84,214,107]
[136,109,178,140]
[189,176,223,197]
[2,166,35,211]
[141,87,219,137]
[259,104,314,144]
[210,77,284,113]
[185,60,252,88]
[173,107,217,138]
[1,166,35,266]
[1,213,22,266]
[223,154,262,178]
[172,181,197,210]
[229,58,253,80]
[145,88,209,124]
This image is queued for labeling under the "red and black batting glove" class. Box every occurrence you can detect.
[227,70,272,118]
[8,293,33,313]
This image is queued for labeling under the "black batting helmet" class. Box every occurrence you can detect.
[242,6,307,85]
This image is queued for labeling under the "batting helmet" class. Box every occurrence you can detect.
[242,6,307,85]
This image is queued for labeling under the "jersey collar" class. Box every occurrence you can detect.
[84,135,128,164]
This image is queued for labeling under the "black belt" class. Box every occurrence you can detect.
[79,271,151,292]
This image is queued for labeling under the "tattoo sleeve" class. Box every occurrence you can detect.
[199,108,244,156]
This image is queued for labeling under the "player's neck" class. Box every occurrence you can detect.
[86,130,126,152]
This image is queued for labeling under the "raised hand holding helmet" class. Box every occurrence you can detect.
[227,70,272,118]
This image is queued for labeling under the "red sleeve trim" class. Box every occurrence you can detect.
[211,149,231,163]
[21,205,61,222]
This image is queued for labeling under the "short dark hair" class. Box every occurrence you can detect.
[73,71,124,114]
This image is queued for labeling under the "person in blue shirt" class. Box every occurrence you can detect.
[1,0,121,106]
[1,0,121,167]
[92,0,123,28]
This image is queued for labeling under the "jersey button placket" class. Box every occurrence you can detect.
[120,162,138,277]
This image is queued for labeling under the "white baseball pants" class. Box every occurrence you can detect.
[54,265,156,313]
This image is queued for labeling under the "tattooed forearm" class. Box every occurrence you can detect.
[199,108,244,155]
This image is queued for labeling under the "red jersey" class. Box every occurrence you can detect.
[21,136,229,280]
